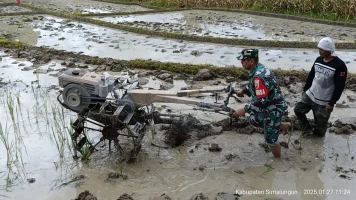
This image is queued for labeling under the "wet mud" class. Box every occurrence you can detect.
[346,77,356,91]
[3,43,356,90]
[1,1,356,199]
[117,194,134,200]
[1,0,150,13]
[214,112,355,137]
[162,114,212,147]
[76,190,97,200]
[1,47,356,200]
[205,103,355,153]
[330,117,356,135]
[105,172,128,182]
[213,116,262,134]
[152,193,172,200]
[75,190,134,200]
[0,5,32,13]
[75,190,237,200]
[1,15,356,72]
[94,10,356,43]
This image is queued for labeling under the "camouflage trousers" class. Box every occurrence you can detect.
[248,104,288,146]
[294,93,331,137]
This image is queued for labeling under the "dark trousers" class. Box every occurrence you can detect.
[294,93,331,136]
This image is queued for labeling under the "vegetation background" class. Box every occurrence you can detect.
[110,0,356,21]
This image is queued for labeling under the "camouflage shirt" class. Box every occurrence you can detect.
[242,63,287,115]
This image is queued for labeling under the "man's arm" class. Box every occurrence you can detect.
[329,63,348,106]
[244,75,272,114]
[303,64,315,92]
[242,84,252,97]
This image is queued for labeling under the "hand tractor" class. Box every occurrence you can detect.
[57,69,237,162]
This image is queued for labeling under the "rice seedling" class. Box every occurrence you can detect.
[5,91,15,123]
[0,81,82,190]
[66,120,77,157]
[80,141,92,164]
[19,84,77,160]
[119,165,124,176]
[0,123,12,190]
[53,161,59,170]
[14,91,22,113]
[156,106,163,112]
[48,98,76,155]
[43,98,50,126]
[2,90,27,152]
[0,194,11,199]
[48,101,73,158]
[0,122,26,191]
[51,124,65,158]
[150,125,157,139]
[30,84,40,124]
[35,74,40,89]
[12,91,30,136]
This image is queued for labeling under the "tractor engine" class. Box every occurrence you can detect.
[58,69,116,112]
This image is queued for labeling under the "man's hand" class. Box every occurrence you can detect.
[237,90,244,97]
[326,104,334,112]
[233,108,245,118]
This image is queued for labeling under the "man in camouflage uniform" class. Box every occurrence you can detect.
[233,49,290,158]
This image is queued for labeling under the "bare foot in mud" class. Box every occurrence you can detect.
[281,122,291,135]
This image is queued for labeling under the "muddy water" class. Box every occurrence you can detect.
[94,10,356,43]
[1,51,356,200]
[1,2,356,199]
[0,54,78,199]
[1,15,356,72]
[1,0,151,13]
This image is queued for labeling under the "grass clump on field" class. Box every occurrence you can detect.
[0,38,23,49]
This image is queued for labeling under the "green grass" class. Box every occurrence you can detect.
[0,38,23,49]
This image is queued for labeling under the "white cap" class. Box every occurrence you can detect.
[317,37,336,56]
